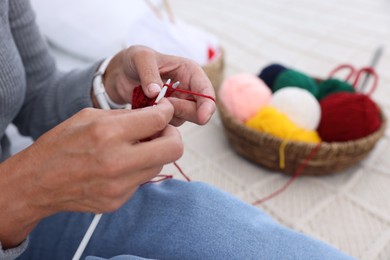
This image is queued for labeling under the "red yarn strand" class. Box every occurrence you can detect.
[173,161,191,182]
[168,86,216,103]
[143,174,173,185]
[252,143,322,205]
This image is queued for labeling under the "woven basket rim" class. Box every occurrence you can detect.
[218,102,387,156]
[218,102,387,175]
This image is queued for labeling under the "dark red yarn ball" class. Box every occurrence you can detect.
[318,93,382,142]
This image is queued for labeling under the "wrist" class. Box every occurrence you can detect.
[0,150,50,248]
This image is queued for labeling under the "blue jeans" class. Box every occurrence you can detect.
[19,180,354,259]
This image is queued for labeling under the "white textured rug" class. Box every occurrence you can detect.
[163,0,390,259]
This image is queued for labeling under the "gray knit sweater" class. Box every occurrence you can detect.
[0,0,99,161]
[0,0,99,258]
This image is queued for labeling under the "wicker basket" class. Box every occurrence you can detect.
[202,50,225,90]
[217,101,387,176]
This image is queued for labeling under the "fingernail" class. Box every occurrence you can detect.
[147,83,161,95]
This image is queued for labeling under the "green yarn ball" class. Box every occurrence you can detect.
[272,69,319,98]
[317,79,355,100]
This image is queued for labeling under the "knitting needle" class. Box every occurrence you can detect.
[72,214,102,260]
[154,79,180,105]
[154,79,171,105]
[154,86,168,104]
[360,46,384,92]
[172,81,180,89]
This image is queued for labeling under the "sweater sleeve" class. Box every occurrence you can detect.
[0,238,29,260]
[9,0,101,139]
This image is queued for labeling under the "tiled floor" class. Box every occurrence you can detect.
[13,0,390,259]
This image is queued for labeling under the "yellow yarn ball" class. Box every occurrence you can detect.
[245,106,321,143]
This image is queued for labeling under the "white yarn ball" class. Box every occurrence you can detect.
[270,87,321,130]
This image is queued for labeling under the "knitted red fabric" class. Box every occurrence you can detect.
[132,86,157,109]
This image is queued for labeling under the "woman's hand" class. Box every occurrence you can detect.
[0,99,182,248]
[99,45,216,126]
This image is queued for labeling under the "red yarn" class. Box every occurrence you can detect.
[142,162,191,185]
[318,93,381,142]
[174,161,191,182]
[144,174,173,184]
[132,83,215,109]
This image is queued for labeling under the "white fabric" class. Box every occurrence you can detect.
[30,0,220,66]
[124,7,220,66]
[30,0,160,61]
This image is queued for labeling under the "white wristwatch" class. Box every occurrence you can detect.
[92,56,130,110]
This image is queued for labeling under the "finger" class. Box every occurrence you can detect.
[189,69,216,125]
[160,57,216,125]
[167,97,198,124]
[62,108,133,131]
[130,47,163,98]
[197,99,216,125]
[167,93,216,125]
[99,124,182,178]
[134,125,183,167]
[118,165,163,190]
[94,165,162,205]
[74,107,135,122]
[92,164,162,213]
[169,118,186,127]
[112,98,174,142]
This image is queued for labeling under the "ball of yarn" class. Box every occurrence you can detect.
[218,73,272,122]
[318,93,382,142]
[270,87,321,130]
[273,69,319,98]
[245,106,321,143]
[258,63,288,88]
[318,79,355,100]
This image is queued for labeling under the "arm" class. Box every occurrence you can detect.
[9,0,100,139]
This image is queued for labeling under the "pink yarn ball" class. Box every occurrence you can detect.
[218,73,272,122]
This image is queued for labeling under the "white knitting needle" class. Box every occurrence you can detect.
[154,79,180,104]
[172,81,180,89]
[154,85,169,104]
[72,213,102,260]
